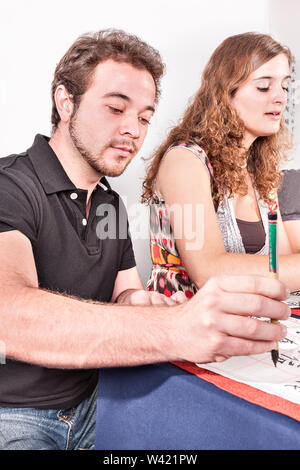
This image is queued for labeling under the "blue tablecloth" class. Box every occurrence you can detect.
[95,362,300,450]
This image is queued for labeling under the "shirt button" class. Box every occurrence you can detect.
[70,192,78,200]
[82,218,87,226]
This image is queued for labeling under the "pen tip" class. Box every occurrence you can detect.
[271,349,279,367]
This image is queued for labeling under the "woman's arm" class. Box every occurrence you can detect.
[275,195,292,255]
[282,220,300,253]
[156,147,300,290]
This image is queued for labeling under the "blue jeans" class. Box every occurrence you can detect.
[0,386,97,450]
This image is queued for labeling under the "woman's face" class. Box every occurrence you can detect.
[231,53,291,148]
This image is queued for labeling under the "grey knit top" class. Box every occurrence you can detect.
[170,143,269,255]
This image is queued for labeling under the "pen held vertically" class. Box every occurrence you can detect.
[268,210,279,367]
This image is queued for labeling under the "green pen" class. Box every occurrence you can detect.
[268,210,279,367]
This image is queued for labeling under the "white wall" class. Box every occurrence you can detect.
[0,0,272,285]
[269,0,300,169]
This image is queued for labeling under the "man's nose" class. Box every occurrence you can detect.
[119,113,140,138]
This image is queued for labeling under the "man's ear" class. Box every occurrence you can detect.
[54,85,74,123]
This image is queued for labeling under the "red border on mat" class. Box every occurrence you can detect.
[172,309,300,422]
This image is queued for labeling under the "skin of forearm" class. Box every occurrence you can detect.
[0,285,176,369]
[114,288,140,304]
[190,252,300,291]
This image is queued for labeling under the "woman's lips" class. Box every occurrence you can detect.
[265,111,281,120]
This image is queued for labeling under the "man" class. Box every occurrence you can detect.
[0,29,290,450]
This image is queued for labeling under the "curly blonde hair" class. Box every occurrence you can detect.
[142,32,292,206]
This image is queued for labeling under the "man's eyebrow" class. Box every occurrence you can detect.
[103,92,130,101]
[102,92,155,112]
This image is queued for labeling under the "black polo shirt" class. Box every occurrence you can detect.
[0,134,136,409]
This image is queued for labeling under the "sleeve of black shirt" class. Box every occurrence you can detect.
[117,195,136,271]
[0,168,39,243]
[118,232,136,271]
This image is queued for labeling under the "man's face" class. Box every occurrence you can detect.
[68,59,156,177]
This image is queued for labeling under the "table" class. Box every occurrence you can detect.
[95,361,300,450]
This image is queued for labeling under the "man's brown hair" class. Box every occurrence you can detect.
[51,29,165,132]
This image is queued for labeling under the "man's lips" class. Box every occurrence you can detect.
[111,145,135,157]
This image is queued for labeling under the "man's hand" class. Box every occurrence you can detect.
[169,275,291,364]
[116,288,187,306]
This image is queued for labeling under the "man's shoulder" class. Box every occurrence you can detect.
[0,150,28,169]
[0,149,41,195]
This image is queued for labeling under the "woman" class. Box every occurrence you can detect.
[142,32,300,297]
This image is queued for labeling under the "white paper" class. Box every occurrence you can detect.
[284,291,300,308]
[196,316,300,405]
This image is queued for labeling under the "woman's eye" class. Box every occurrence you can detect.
[257,87,269,92]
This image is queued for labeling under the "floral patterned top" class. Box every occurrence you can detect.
[146,141,268,298]
[146,142,214,299]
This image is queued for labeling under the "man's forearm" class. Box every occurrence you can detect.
[0,275,291,370]
[0,285,175,369]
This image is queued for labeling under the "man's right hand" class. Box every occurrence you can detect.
[169,275,290,364]
[0,230,291,369]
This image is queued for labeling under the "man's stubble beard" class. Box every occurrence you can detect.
[68,115,137,178]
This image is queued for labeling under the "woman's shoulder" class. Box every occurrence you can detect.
[165,141,213,178]
[167,141,206,156]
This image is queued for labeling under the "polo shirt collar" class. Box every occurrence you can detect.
[27,134,111,194]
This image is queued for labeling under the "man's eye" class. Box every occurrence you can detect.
[109,106,123,114]
[139,117,150,125]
